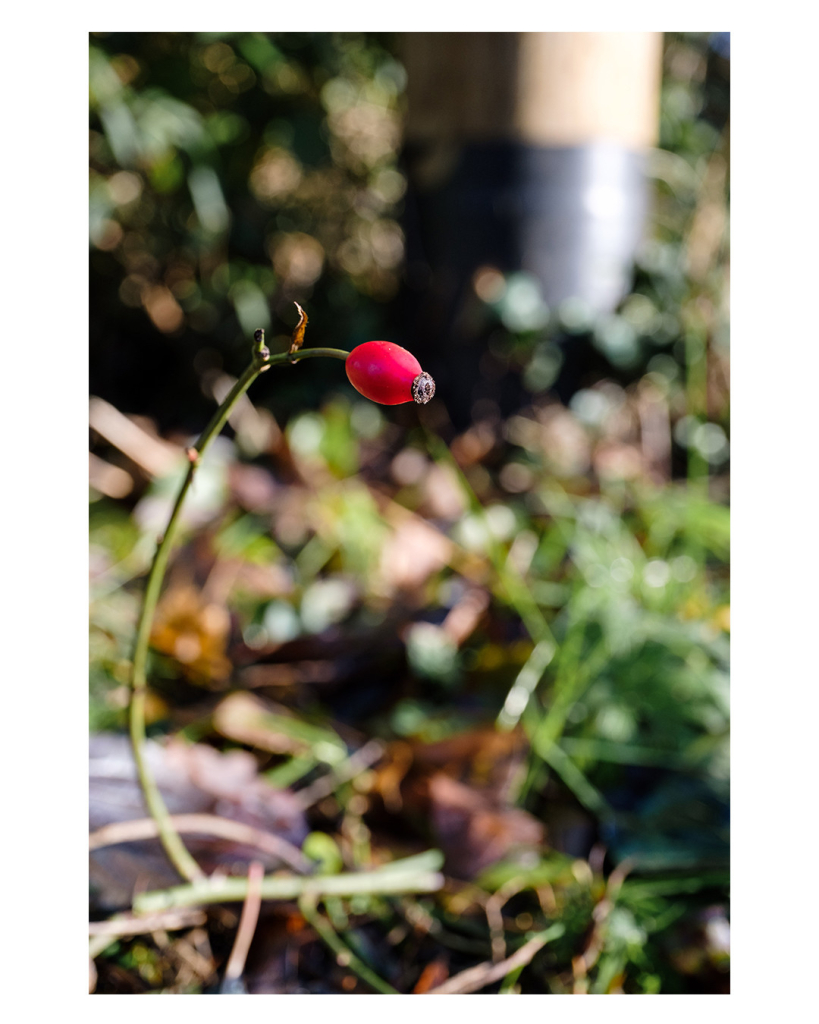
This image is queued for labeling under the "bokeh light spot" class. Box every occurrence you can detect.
[644,559,671,588]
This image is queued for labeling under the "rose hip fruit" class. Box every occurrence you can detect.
[345,341,436,405]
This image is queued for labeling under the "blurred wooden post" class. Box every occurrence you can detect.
[404,33,661,151]
[397,32,663,423]
[514,33,662,150]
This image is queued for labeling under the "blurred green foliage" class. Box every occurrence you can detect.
[90,31,408,427]
[90,32,729,995]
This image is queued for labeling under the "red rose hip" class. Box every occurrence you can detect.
[345,341,436,406]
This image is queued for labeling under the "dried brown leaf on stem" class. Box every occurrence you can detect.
[288,301,309,358]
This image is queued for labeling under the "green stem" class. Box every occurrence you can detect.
[497,638,556,731]
[128,334,350,882]
[298,895,398,995]
[684,310,709,495]
[132,851,444,913]
[268,347,350,365]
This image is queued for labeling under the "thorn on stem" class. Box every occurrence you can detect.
[186,447,200,465]
[253,328,270,362]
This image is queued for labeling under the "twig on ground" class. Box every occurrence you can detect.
[223,861,265,984]
[426,923,564,994]
[89,907,207,939]
[572,857,634,992]
[151,927,215,987]
[89,395,182,478]
[89,813,311,873]
[484,879,526,964]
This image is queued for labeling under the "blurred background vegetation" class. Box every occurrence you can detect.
[89,31,729,994]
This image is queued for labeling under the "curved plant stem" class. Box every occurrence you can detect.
[298,894,398,994]
[128,330,349,882]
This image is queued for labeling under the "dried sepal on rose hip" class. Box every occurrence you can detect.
[345,341,435,406]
